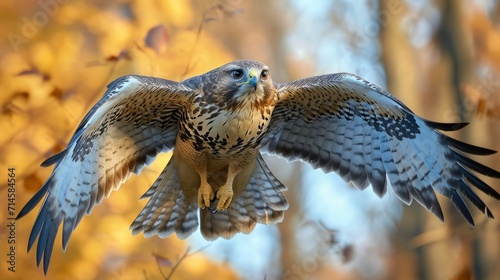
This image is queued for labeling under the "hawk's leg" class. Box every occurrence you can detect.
[198,172,214,209]
[216,164,240,211]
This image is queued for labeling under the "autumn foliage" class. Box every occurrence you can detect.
[0,1,499,279]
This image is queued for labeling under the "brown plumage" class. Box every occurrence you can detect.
[18,60,500,274]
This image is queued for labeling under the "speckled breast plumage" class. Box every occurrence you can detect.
[178,101,273,158]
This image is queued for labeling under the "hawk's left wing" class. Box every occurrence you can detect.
[262,73,500,224]
[17,75,194,273]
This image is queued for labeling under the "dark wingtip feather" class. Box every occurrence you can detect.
[43,224,57,275]
[410,187,444,222]
[457,179,494,220]
[461,166,500,200]
[449,190,475,226]
[426,121,469,131]
[34,214,59,274]
[421,200,445,222]
[432,205,445,222]
[486,209,494,219]
[370,172,387,198]
[62,222,71,251]
[36,218,49,267]
[392,182,412,205]
[23,189,59,274]
[17,181,50,220]
[454,150,500,178]
[446,137,497,156]
[27,205,46,252]
[40,151,66,167]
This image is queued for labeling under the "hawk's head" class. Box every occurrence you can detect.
[191,60,276,110]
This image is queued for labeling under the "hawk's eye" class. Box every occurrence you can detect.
[230,69,244,80]
[261,70,269,79]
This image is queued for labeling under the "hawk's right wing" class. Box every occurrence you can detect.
[17,75,194,273]
[262,73,500,225]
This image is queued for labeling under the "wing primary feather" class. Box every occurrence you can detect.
[41,151,67,167]
[453,149,500,177]
[445,136,497,155]
[448,189,474,226]
[32,208,61,274]
[36,220,46,267]
[425,120,469,131]
[43,222,57,275]
[36,215,51,266]
[457,179,494,218]
[27,203,47,252]
[409,187,444,221]
[62,221,71,251]
[460,165,500,199]
[17,179,51,220]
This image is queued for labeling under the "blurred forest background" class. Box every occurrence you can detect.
[1,0,500,279]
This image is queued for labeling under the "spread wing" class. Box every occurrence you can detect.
[262,73,500,224]
[17,75,194,273]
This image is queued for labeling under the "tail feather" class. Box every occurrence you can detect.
[130,159,198,239]
[131,154,288,241]
[201,154,288,240]
[252,155,288,211]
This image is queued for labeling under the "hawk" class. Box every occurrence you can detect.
[18,60,500,273]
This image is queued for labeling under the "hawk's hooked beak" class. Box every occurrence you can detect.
[237,69,258,91]
[248,69,258,90]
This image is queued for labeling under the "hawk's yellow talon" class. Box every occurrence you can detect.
[216,184,233,211]
[198,184,214,209]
